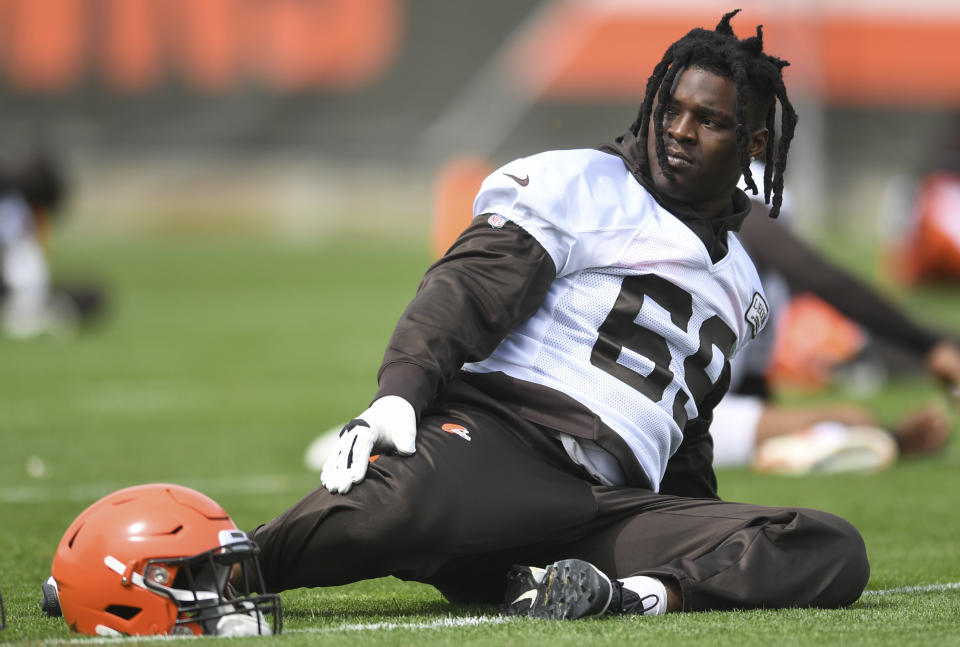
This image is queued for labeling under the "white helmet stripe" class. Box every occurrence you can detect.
[103,555,219,602]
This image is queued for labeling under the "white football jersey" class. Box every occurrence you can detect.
[462,149,767,490]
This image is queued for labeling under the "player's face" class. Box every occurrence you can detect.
[646,66,767,218]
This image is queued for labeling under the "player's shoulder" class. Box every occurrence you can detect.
[474,148,656,271]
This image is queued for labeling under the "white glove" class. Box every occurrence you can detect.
[320,395,417,494]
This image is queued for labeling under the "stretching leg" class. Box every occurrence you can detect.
[249,405,602,592]
[564,490,869,610]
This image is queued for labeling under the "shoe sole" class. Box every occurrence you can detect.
[527,559,612,620]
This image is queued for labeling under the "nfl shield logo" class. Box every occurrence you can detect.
[487,214,508,229]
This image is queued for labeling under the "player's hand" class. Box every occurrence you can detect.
[320,396,417,494]
[893,406,950,456]
[926,341,960,402]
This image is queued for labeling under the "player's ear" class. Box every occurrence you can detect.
[748,127,768,160]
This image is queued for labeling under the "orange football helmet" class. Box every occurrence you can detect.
[51,483,281,637]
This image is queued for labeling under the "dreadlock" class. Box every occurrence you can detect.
[628,9,797,218]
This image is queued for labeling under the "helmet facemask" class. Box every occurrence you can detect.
[136,535,281,637]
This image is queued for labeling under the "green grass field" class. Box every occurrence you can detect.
[1,233,959,645]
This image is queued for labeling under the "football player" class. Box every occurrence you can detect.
[250,11,869,619]
[0,152,105,338]
[710,163,960,473]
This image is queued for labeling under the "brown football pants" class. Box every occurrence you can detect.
[249,383,869,611]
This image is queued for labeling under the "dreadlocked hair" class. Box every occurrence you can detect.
[628,9,797,218]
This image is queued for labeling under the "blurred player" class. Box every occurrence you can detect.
[251,11,869,620]
[710,164,959,473]
[0,152,105,338]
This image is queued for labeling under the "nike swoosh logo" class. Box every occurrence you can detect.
[503,172,529,187]
[511,589,538,607]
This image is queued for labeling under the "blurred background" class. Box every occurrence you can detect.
[0,0,958,240]
[2,0,960,483]
[4,6,960,632]
[4,4,960,640]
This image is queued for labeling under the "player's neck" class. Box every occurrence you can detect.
[691,196,735,220]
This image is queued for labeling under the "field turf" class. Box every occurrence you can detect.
[1,234,959,645]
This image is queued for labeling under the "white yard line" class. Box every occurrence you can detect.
[32,635,196,646]
[861,581,960,596]
[29,582,960,644]
[287,615,512,634]
[32,616,509,645]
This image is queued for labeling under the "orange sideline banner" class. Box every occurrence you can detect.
[0,0,402,93]
[511,3,960,106]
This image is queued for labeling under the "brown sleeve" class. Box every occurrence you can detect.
[374,216,556,419]
[740,206,941,356]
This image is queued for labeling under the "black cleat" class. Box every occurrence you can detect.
[40,576,62,618]
[501,559,613,620]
